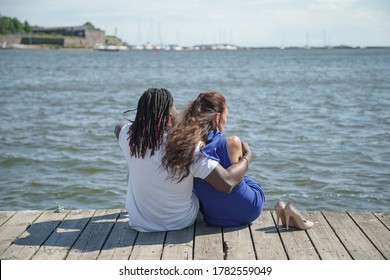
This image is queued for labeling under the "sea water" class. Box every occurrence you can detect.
[0,48,389,211]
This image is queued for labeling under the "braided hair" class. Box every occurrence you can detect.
[128,88,173,158]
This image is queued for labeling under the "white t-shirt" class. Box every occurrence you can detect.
[118,123,218,232]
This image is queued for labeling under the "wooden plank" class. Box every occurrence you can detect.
[33,209,96,260]
[193,215,224,260]
[374,212,390,229]
[0,211,16,227]
[97,210,138,260]
[129,231,166,260]
[0,210,388,260]
[0,211,42,256]
[323,211,385,260]
[223,224,255,260]
[66,209,120,260]
[250,211,287,260]
[161,224,194,260]
[0,210,69,260]
[272,211,320,260]
[349,212,390,259]
[305,212,352,260]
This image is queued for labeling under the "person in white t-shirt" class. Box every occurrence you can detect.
[115,88,251,232]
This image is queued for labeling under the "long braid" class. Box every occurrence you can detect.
[128,88,173,158]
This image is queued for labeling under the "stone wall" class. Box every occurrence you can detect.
[21,37,64,46]
[0,29,105,48]
[64,29,105,48]
[0,35,22,47]
[85,30,105,46]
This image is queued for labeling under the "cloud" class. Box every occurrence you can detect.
[325,0,361,9]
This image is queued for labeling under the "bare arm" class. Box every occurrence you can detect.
[226,135,243,163]
[204,141,252,193]
[114,124,125,140]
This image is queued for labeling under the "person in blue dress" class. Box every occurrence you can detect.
[163,91,265,227]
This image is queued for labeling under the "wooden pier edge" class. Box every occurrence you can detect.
[0,209,389,260]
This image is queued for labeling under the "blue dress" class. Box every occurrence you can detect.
[194,130,265,227]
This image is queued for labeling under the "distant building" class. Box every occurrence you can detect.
[19,25,105,48]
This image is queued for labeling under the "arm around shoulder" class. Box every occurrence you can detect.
[204,141,252,193]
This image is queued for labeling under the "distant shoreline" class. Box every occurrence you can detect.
[1,34,389,51]
[1,44,390,51]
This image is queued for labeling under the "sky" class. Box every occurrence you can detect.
[1,0,389,47]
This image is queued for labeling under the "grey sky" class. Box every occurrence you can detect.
[1,0,389,47]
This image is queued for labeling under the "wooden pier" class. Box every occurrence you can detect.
[0,209,389,260]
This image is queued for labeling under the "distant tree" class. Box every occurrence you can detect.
[12,17,24,33]
[24,21,33,33]
[0,16,32,34]
[0,16,13,34]
[83,22,95,29]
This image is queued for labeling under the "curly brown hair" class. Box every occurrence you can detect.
[162,91,226,181]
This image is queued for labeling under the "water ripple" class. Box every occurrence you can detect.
[1,48,389,212]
